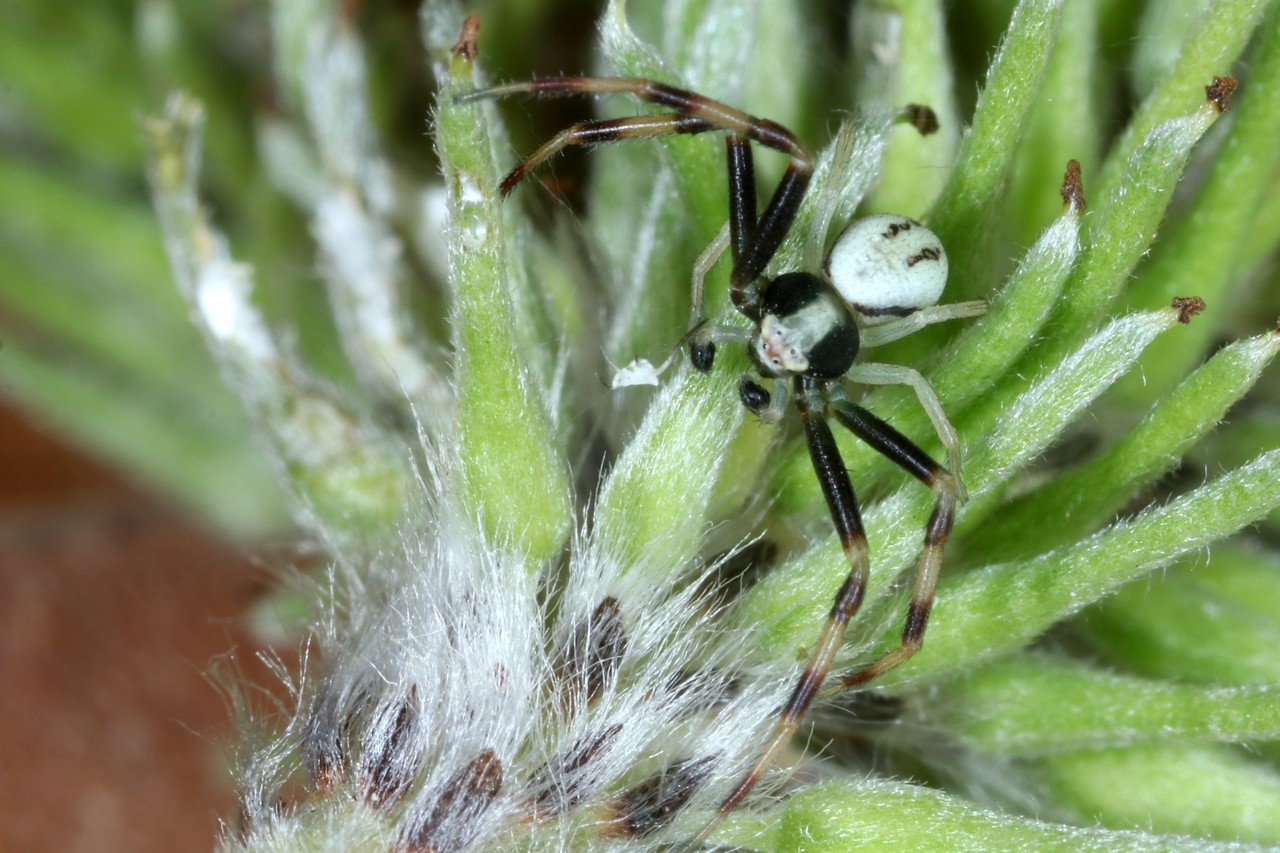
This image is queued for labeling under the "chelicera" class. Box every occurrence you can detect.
[459,75,984,840]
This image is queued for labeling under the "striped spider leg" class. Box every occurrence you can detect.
[459,76,981,845]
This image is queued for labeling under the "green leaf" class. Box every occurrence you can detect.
[434,45,572,561]
[901,449,1280,685]
[929,0,1064,300]
[772,778,1235,852]
[935,652,1280,754]
[1039,743,1280,844]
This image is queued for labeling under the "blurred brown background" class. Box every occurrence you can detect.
[0,400,274,852]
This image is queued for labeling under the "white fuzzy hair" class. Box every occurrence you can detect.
[222,435,794,853]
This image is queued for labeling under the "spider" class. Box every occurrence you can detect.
[459,76,985,841]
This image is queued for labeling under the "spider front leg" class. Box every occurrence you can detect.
[505,113,727,195]
[460,77,813,374]
[685,135,759,370]
[687,131,814,373]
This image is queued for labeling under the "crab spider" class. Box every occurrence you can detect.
[459,76,984,843]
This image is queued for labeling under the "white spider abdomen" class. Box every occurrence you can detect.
[825,214,948,322]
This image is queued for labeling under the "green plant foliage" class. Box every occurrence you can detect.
[4,0,1278,848]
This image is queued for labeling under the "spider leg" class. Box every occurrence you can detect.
[459,76,744,113]
[845,361,966,498]
[857,300,988,348]
[459,78,809,168]
[827,400,957,689]
[687,135,760,368]
[708,376,870,821]
[688,127,811,369]
[726,135,757,260]
[728,158,811,317]
[493,114,717,196]
[688,222,730,340]
[462,76,814,326]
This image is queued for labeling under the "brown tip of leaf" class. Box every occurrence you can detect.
[1205,76,1237,112]
[452,14,481,60]
[1060,159,1085,213]
[1173,296,1207,324]
[901,104,939,136]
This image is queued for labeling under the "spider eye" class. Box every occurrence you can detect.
[824,214,948,322]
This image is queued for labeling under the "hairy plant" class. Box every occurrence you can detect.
[14,0,1279,850]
